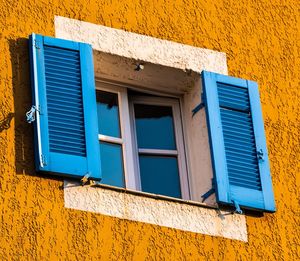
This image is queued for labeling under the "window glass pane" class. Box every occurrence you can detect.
[139,155,181,198]
[100,141,125,188]
[134,104,176,150]
[97,91,121,138]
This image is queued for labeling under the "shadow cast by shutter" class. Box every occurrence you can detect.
[0,113,14,133]
[9,38,63,183]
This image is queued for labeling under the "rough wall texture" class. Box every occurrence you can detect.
[0,0,299,260]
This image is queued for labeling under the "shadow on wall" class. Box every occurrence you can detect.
[0,113,14,133]
[9,38,62,183]
[9,38,35,176]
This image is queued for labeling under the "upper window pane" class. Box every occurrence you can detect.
[134,104,176,150]
[97,91,121,138]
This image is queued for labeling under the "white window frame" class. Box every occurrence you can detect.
[96,79,190,200]
[129,95,190,200]
[96,79,137,190]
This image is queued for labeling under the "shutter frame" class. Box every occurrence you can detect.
[202,71,275,212]
[29,33,101,181]
[248,81,275,211]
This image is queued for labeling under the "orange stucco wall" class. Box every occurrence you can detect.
[0,0,299,260]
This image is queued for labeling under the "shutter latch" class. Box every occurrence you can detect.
[257,149,264,161]
[26,105,40,123]
[232,200,243,214]
[192,93,205,117]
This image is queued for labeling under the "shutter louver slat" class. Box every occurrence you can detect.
[44,44,86,157]
[218,83,262,192]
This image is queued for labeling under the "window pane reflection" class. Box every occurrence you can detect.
[97,91,121,138]
[100,141,125,188]
[134,104,176,150]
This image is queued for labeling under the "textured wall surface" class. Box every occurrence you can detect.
[64,181,247,241]
[0,0,299,260]
[57,16,248,240]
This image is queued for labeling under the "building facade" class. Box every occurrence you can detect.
[0,1,299,260]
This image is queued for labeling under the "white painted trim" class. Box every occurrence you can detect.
[98,134,123,144]
[55,16,228,75]
[128,97,142,191]
[96,81,137,190]
[138,149,178,156]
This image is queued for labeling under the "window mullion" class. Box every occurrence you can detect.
[138,148,178,156]
[98,134,123,145]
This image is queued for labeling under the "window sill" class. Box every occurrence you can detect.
[64,180,248,241]
[89,182,218,210]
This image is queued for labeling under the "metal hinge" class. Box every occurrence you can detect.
[232,200,243,214]
[26,105,40,123]
[201,178,215,202]
[34,40,41,49]
[40,154,47,167]
[257,149,264,161]
[192,93,205,117]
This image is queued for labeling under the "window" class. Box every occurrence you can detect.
[95,81,189,200]
[97,90,125,188]
[28,33,275,213]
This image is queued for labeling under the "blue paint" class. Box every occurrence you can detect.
[79,42,101,180]
[100,142,125,188]
[139,155,181,198]
[202,71,230,204]
[248,81,275,212]
[30,34,51,172]
[29,33,101,180]
[44,44,86,157]
[134,104,176,150]
[192,102,205,117]
[202,70,275,212]
[215,73,248,89]
[97,91,121,138]
[43,36,80,50]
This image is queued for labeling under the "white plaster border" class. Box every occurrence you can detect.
[55,16,247,241]
[64,182,247,241]
[54,16,227,75]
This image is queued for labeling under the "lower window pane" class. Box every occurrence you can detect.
[139,155,181,198]
[100,142,125,188]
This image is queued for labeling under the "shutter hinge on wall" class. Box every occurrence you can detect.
[40,154,47,167]
[34,40,41,49]
[26,105,41,123]
[257,149,264,161]
[192,93,205,117]
[201,178,215,202]
[232,200,243,214]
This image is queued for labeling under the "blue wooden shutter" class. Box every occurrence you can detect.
[202,71,275,212]
[29,33,101,180]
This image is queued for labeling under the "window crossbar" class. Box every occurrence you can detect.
[138,148,178,156]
